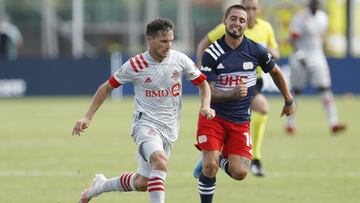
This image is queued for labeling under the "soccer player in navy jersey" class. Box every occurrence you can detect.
[195,5,295,202]
[72,18,215,203]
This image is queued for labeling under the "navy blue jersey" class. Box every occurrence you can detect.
[200,36,275,123]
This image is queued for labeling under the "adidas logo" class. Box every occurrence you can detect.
[217,63,225,69]
[144,77,152,83]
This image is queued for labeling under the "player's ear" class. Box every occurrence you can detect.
[146,35,152,42]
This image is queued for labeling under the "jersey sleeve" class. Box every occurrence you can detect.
[180,53,207,86]
[200,51,217,81]
[108,60,134,88]
[257,44,276,73]
[266,22,279,49]
[207,24,226,43]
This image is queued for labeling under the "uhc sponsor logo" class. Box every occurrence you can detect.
[219,75,247,86]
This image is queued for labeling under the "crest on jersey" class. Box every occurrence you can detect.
[200,66,211,72]
[243,62,254,70]
[171,70,180,80]
[216,63,225,69]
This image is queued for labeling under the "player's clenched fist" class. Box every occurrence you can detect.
[72,117,91,136]
[234,79,247,98]
[200,107,216,120]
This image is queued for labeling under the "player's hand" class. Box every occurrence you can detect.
[234,78,247,98]
[72,117,91,136]
[280,102,295,117]
[200,107,215,120]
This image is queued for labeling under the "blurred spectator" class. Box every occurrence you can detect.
[0,15,22,60]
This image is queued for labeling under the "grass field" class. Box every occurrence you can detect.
[0,95,359,203]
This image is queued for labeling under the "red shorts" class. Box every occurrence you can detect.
[196,114,252,160]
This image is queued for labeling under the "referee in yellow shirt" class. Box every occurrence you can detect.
[195,0,279,177]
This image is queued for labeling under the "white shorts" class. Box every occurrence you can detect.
[132,122,172,178]
[289,54,331,90]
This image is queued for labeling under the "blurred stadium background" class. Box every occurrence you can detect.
[0,0,359,202]
[0,0,359,96]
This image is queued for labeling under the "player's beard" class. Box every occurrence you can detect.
[225,27,243,39]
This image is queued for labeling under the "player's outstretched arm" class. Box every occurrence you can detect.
[72,81,114,136]
[198,80,215,120]
[269,65,295,117]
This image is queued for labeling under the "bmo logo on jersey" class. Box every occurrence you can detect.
[145,89,169,97]
[145,83,181,97]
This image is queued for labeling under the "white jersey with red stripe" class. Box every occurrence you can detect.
[109,50,206,142]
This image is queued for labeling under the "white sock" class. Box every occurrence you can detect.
[102,172,136,192]
[320,90,338,126]
[286,114,296,128]
[148,170,166,203]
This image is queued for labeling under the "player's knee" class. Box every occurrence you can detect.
[252,95,269,114]
[257,106,268,115]
[150,152,168,171]
[203,162,219,177]
[134,175,149,191]
[230,168,248,181]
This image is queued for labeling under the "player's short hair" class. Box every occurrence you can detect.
[224,4,247,19]
[146,18,174,37]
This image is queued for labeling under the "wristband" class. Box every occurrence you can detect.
[285,100,294,106]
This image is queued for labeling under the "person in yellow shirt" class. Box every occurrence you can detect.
[194,0,279,177]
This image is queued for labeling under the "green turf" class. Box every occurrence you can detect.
[0,95,359,203]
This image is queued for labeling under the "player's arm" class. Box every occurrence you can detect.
[268,47,280,60]
[267,23,280,59]
[196,36,212,67]
[208,80,247,103]
[269,65,295,117]
[197,80,215,119]
[72,81,114,136]
[289,14,306,67]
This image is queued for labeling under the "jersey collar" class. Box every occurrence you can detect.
[219,35,247,51]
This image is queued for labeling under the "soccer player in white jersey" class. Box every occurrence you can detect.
[72,18,215,203]
[286,0,346,135]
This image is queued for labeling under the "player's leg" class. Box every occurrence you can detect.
[250,92,268,176]
[137,129,171,203]
[286,57,307,135]
[195,114,225,203]
[219,120,252,180]
[199,150,220,203]
[311,63,346,134]
[79,172,142,203]
[79,125,164,203]
[317,86,346,133]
